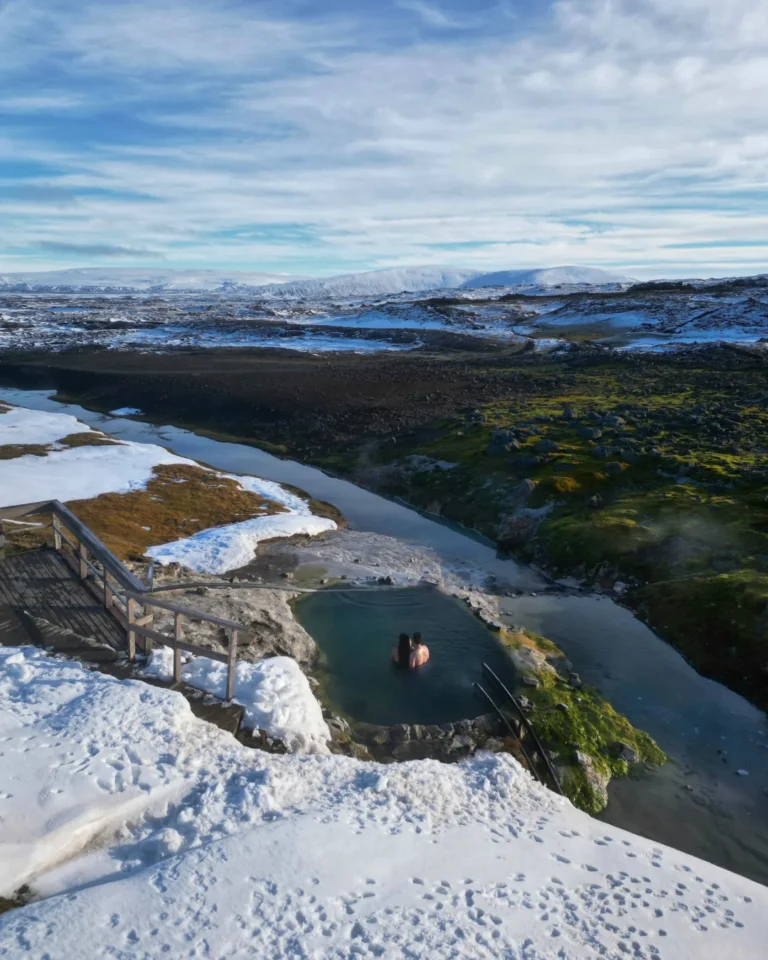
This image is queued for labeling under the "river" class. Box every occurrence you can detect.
[2,385,767,885]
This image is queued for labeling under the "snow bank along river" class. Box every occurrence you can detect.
[1,645,766,959]
[1,387,767,888]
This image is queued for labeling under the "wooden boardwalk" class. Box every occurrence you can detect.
[0,548,126,650]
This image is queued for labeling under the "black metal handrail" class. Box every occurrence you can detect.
[481,662,564,795]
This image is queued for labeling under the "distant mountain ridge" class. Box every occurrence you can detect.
[0,267,306,293]
[460,266,631,289]
[0,263,632,297]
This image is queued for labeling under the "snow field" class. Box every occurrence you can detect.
[142,647,331,753]
[0,405,96,447]
[0,405,335,573]
[0,645,766,958]
[144,473,337,573]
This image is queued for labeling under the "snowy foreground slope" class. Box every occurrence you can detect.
[0,647,764,959]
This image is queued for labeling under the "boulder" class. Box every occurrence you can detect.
[592,445,613,460]
[605,461,625,475]
[390,723,411,744]
[534,439,560,454]
[410,724,430,741]
[507,453,541,473]
[521,676,540,688]
[496,514,537,549]
[506,478,538,508]
[575,751,609,810]
[617,742,639,764]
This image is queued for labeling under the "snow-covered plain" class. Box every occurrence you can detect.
[0,645,765,959]
[0,267,307,292]
[0,405,335,572]
[0,405,192,506]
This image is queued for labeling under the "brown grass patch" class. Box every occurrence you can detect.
[0,443,52,459]
[66,463,287,560]
[551,475,581,495]
[58,432,122,449]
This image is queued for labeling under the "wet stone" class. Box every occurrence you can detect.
[390,723,411,744]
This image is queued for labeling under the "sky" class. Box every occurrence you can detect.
[1,0,768,280]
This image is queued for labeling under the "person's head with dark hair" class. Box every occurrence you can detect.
[412,632,423,646]
[397,632,412,668]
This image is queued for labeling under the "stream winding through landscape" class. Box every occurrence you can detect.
[2,386,767,885]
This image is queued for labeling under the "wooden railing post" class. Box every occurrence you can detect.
[143,606,153,656]
[127,598,138,661]
[52,514,62,552]
[173,612,183,684]
[104,576,113,612]
[226,628,238,702]
[78,541,87,580]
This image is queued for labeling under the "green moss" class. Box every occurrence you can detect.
[366,358,768,710]
[502,629,666,814]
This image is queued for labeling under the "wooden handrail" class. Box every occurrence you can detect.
[2,499,145,593]
[1,499,245,703]
[125,590,253,632]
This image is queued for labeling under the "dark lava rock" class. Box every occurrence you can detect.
[507,453,541,473]
[555,702,569,712]
[522,676,540,688]
[517,696,534,713]
[579,427,603,440]
[534,438,560,454]
[486,439,520,456]
[390,723,410,744]
[592,445,613,460]
[453,718,473,736]
[497,514,537,550]
[605,461,625,475]
[410,724,429,740]
[617,742,639,764]
[439,722,455,736]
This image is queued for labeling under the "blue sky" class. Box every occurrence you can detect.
[2,0,768,279]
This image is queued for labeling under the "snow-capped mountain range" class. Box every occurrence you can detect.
[0,264,629,297]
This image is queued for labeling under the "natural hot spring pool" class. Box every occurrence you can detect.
[295,585,516,726]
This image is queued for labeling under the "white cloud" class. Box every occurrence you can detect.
[2,0,768,277]
[395,0,465,29]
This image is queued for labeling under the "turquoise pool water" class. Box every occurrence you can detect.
[296,585,515,726]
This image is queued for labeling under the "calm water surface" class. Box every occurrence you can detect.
[297,586,515,726]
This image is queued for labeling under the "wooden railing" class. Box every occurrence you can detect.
[1,499,246,702]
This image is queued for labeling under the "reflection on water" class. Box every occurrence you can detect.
[296,586,515,726]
